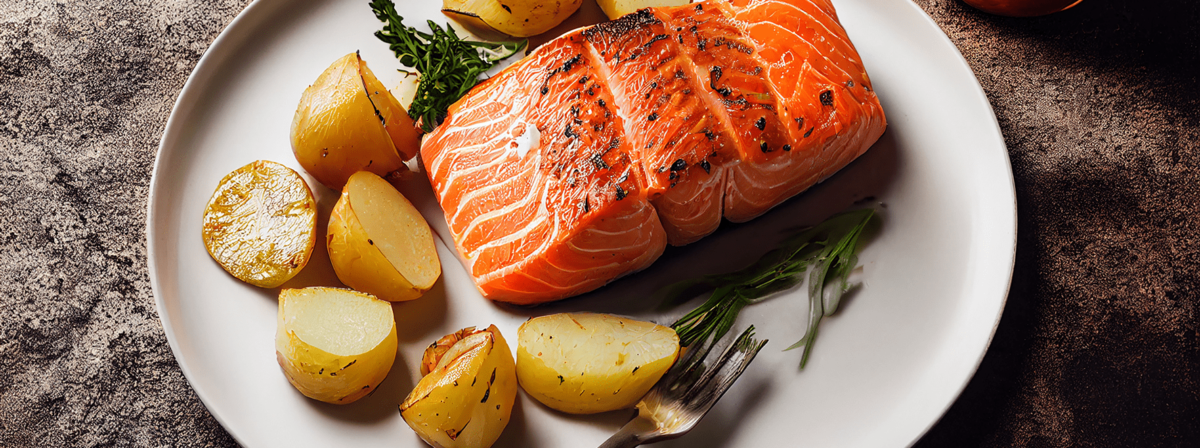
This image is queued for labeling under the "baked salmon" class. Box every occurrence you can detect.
[421,0,886,304]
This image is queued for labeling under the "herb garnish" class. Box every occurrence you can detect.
[370,0,527,132]
[663,208,876,368]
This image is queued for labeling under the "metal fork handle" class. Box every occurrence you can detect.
[598,413,661,448]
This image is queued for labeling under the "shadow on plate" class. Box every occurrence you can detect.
[277,185,346,292]
[493,129,901,326]
[392,275,449,344]
[659,375,774,448]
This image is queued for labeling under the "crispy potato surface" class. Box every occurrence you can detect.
[442,0,582,38]
[291,53,416,190]
[401,325,517,448]
[201,160,316,288]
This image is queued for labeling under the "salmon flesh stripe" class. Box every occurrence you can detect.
[420,0,886,304]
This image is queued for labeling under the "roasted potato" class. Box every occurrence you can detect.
[201,160,317,288]
[275,287,398,404]
[291,52,419,191]
[401,325,517,448]
[443,0,582,38]
[516,313,680,414]
[595,0,690,20]
[326,171,441,302]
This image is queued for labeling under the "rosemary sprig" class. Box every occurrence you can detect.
[370,0,527,132]
[665,208,877,368]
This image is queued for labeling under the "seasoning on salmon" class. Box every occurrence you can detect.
[421,0,887,304]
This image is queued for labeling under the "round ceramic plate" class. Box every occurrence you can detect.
[147,0,1015,446]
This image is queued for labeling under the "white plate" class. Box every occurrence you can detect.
[147,0,1015,446]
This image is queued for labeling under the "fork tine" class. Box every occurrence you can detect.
[680,326,767,412]
[599,326,766,448]
[664,323,748,390]
[658,335,715,394]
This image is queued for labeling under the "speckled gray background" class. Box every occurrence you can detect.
[1,0,1197,446]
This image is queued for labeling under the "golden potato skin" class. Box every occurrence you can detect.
[516,313,680,414]
[291,53,408,191]
[401,325,517,448]
[421,327,479,376]
[442,0,582,38]
[361,60,421,160]
[275,287,398,404]
[326,188,422,302]
[201,160,317,288]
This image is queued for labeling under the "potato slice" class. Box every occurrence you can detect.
[327,171,441,301]
[275,287,398,404]
[443,0,582,38]
[401,325,517,448]
[291,52,419,191]
[596,0,690,20]
[201,160,317,288]
[516,312,680,414]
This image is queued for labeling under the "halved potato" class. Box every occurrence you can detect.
[443,0,582,38]
[326,171,441,302]
[595,0,690,20]
[291,52,419,191]
[516,312,680,414]
[401,325,517,448]
[201,160,317,288]
[275,287,398,404]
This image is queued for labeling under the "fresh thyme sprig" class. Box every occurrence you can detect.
[664,208,877,368]
[370,0,527,132]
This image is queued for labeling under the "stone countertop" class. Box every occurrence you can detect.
[1,0,1196,446]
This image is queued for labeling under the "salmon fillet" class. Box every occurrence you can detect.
[421,0,886,304]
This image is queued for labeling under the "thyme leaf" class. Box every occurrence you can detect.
[664,208,877,368]
[370,0,527,132]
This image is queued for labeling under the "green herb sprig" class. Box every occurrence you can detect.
[370,0,527,132]
[664,208,877,368]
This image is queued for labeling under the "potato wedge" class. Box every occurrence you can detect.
[401,325,517,448]
[595,0,690,20]
[420,327,481,376]
[291,52,419,191]
[275,287,398,404]
[516,313,680,414]
[201,160,317,288]
[362,59,422,160]
[443,0,582,38]
[327,171,441,301]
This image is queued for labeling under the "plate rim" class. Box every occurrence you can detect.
[881,1,1017,444]
[145,0,1018,446]
[145,0,282,443]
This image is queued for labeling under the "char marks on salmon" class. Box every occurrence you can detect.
[421,0,886,304]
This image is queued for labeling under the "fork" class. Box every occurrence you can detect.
[598,326,768,448]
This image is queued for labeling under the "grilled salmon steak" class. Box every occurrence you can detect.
[421,0,886,304]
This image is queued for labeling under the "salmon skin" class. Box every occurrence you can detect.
[421,0,886,304]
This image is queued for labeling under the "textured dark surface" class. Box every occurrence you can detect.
[0,1,246,445]
[1,0,1197,446]
[912,1,1200,447]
